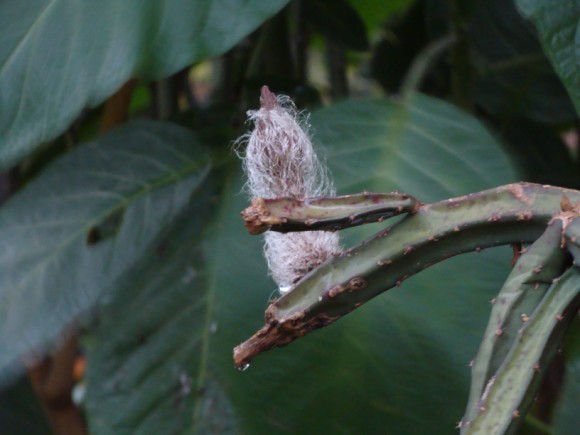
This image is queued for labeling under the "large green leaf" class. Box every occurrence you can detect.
[0,0,289,169]
[0,120,210,384]
[87,93,519,433]
[86,180,225,435]
[515,0,580,117]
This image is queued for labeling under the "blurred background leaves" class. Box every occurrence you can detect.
[0,0,578,434]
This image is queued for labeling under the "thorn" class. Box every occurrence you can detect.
[490,297,496,305]
[533,362,541,372]
[521,313,529,323]
[556,313,564,321]
[561,195,573,212]
[403,246,413,255]
[377,228,390,238]
[512,410,520,418]
[495,328,503,336]
[348,277,367,290]
[468,359,474,367]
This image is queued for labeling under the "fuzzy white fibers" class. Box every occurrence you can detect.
[239,86,341,292]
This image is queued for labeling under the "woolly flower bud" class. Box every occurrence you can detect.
[238,86,341,293]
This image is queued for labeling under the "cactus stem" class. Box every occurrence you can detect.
[241,192,419,234]
[234,183,580,370]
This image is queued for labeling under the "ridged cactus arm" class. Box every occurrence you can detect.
[241,192,419,234]
[233,183,580,369]
[465,268,580,435]
[462,218,570,428]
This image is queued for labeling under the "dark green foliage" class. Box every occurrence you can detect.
[0,377,51,435]
[0,1,579,434]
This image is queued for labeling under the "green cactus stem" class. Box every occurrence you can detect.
[233,182,580,369]
[462,219,570,428]
[465,267,580,434]
[241,192,418,235]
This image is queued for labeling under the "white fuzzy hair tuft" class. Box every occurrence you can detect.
[237,86,341,292]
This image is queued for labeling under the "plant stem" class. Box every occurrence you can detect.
[325,41,348,100]
[234,182,580,369]
[290,0,308,83]
[27,335,86,435]
[400,36,453,100]
[449,0,473,111]
[99,79,137,133]
[241,192,418,234]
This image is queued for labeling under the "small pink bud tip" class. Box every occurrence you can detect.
[260,85,278,110]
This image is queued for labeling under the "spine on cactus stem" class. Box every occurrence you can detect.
[237,86,341,293]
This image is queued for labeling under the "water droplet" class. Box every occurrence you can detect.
[181,266,198,284]
[237,363,250,372]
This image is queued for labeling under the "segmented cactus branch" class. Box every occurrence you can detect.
[233,182,580,369]
[241,192,419,235]
[462,218,570,430]
[465,268,580,434]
